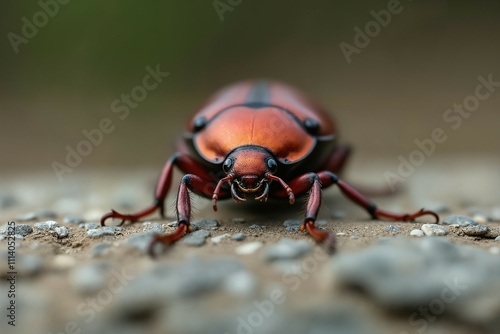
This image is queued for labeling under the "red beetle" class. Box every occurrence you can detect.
[101,80,438,254]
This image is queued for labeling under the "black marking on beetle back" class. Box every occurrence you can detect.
[193,116,207,132]
[304,118,319,134]
[245,80,270,108]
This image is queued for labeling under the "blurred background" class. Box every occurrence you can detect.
[1,0,499,178]
[1,3,500,334]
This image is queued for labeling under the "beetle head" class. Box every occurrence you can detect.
[211,146,295,210]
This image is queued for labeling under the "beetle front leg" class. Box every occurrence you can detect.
[275,172,336,253]
[101,153,215,226]
[148,174,225,256]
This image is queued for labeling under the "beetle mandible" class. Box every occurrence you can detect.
[101,80,439,255]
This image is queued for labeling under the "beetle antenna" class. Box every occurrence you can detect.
[266,173,295,204]
[212,174,233,211]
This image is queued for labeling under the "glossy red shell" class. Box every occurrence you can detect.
[185,81,337,165]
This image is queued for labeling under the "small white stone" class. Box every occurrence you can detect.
[53,226,69,238]
[410,229,424,237]
[490,207,500,222]
[210,233,230,244]
[336,232,346,236]
[235,241,263,255]
[421,224,448,236]
[34,220,59,230]
[223,271,257,297]
[489,247,500,255]
[472,214,488,224]
[53,255,77,270]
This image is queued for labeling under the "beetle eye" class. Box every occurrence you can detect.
[223,158,233,173]
[267,159,278,173]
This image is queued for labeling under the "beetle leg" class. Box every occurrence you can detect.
[212,174,234,211]
[149,174,225,256]
[101,153,217,227]
[273,172,336,253]
[314,171,439,223]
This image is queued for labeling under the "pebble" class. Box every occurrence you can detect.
[0,194,17,208]
[410,229,424,237]
[81,222,99,230]
[52,254,77,270]
[222,271,258,297]
[141,222,165,234]
[283,220,301,232]
[231,232,246,241]
[329,237,500,322]
[0,223,34,236]
[421,223,448,236]
[70,263,109,295]
[0,252,43,277]
[17,254,43,277]
[336,232,346,236]
[442,215,477,227]
[210,233,230,243]
[15,212,37,221]
[125,232,160,254]
[427,202,450,213]
[63,216,85,225]
[235,241,263,255]
[232,217,246,224]
[248,224,264,230]
[91,242,113,257]
[83,209,104,221]
[386,225,399,233]
[52,226,69,238]
[472,214,488,224]
[489,247,500,255]
[263,238,311,262]
[167,221,178,227]
[462,224,489,237]
[489,207,500,222]
[315,220,328,227]
[35,209,57,219]
[331,210,347,219]
[182,230,211,247]
[54,198,83,214]
[114,257,245,317]
[192,219,219,229]
[34,220,59,231]
[87,226,120,238]
[496,236,500,241]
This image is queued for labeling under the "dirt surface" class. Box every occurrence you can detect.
[1,154,500,334]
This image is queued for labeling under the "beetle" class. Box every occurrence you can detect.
[101,80,438,255]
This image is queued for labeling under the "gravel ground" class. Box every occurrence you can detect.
[1,155,500,334]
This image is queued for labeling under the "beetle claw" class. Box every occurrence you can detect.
[302,220,336,254]
[148,222,190,257]
[212,196,218,212]
[288,191,295,205]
